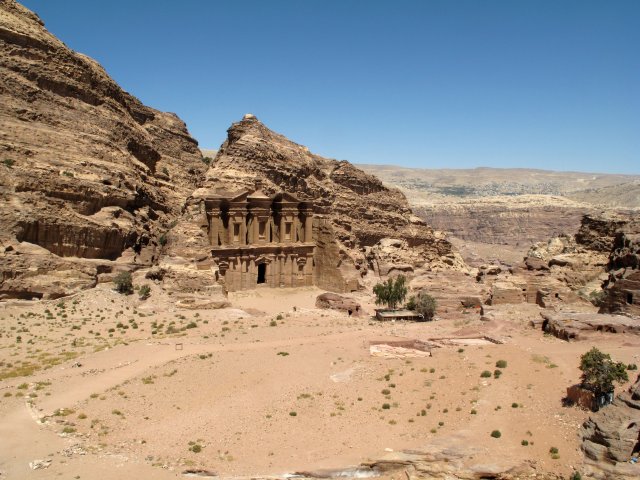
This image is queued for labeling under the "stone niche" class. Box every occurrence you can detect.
[202,186,315,292]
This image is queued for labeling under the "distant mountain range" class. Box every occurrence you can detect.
[357,165,640,207]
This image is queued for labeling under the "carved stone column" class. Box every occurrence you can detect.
[304,213,313,243]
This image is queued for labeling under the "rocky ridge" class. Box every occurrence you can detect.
[0,0,206,298]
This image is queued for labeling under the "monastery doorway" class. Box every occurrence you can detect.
[257,263,266,284]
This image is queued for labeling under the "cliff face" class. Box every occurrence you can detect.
[0,1,205,298]
[413,196,589,247]
[203,114,463,291]
[600,217,640,316]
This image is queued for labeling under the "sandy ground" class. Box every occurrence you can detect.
[1,282,639,479]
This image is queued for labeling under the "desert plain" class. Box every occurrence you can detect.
[1,274,638,479]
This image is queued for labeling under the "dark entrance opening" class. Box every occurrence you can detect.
[627,292,633,304]
[257,263,266,284]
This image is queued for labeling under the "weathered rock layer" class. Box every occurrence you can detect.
[0,0,205,298]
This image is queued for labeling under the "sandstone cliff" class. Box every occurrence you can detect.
[0,1,205,298]
[200,114,463,291]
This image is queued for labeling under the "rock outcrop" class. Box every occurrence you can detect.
[315,293,363,317]
[581,375,640,479]
[600,216,640,316]
[524,214,640,302]
[201,114,464,291]
[0,1,205,298]
[536,312,640,341]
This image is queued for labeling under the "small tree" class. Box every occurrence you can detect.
[406,291,437,320]
[114,271,133,295]
[373,275,408,310]
[579,347,628,396]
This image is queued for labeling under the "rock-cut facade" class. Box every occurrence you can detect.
[198,185,315,291]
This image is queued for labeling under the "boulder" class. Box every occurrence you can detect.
[315,293,363,317]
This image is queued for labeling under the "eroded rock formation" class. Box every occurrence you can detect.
[0,0,205,298]
[0,2,465,299]
[524,213,640,306]
[600,216,640,316]
[198,114,465,292]
[581,375,640,479]
[535,312,640,341]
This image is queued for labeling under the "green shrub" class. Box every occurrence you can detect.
[158,233,167,246]
[495,360,507,368]
[190,444,202,453]
[405,290,437,320]
[289,411,297,417]
[382,403,391,409]
[587,290,606,307]
[579,347,628,396]
[521,439,529,446]
[627,363,638,370]
[138,284,151,300]
[490,430,501,438]
[114,271,133,295]
[3,159,15,168]
[480,370,492,378]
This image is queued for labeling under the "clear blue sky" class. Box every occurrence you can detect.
[20,0,640,174]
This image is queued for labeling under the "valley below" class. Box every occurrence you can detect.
[3,278,638,480]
